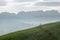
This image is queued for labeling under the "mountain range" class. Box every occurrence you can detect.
[0,10,60,35]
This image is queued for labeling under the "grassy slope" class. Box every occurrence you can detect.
[0,22,60,40]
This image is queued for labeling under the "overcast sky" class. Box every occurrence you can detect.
[0,0,60,13]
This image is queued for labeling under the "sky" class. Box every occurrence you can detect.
[0,0,60,13]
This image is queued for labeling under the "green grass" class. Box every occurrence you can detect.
[0,22,60,40]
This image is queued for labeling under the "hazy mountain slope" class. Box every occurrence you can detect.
[0,10,60,35]
[0,22,60,40]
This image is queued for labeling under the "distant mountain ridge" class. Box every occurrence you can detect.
[0,10,60,19]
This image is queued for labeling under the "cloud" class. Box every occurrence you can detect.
[0,0,6,6]
[15,0,36,2]
[0,0,60,13]
[35,2,60,6]
[43,0,60,2]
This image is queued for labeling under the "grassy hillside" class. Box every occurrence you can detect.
[0,22,60,40]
